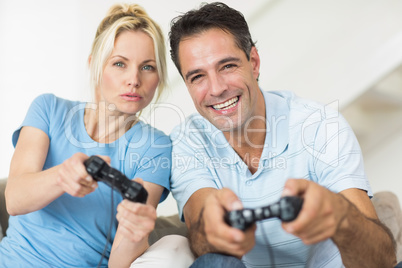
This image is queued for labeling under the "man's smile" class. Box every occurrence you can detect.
[211,96,239,111]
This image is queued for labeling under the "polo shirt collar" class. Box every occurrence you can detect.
[262,90,289,161]
[211,89,290,166]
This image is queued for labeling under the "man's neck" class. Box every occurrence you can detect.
[223,91,266,174]
[224,123,265,174]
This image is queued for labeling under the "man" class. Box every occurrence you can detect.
[168,2,397,267]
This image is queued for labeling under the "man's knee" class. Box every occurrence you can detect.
[190,253,246,268]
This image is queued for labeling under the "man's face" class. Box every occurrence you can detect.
[178,28,261,132]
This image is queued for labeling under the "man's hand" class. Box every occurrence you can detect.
[281,178,397,267]
[185,188,256,258]
[281,179,349,244]
[203,188,256,257]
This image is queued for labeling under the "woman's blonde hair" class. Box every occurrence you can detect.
[89,3,167,102]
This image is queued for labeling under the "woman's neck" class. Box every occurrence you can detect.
[84,102,138,143]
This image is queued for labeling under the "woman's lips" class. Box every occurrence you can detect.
[120,93,142,101]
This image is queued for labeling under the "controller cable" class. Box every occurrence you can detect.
[96,181,115,268]
[260,222,275,267]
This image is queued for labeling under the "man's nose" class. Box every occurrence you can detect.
[209,73,227,96]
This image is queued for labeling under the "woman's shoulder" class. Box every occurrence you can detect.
[32,93,82,110]
[140,121,168,137]
[128,121,172,148]
[28,93,85,130]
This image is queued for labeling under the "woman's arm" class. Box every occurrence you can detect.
[6,126,99,215]
[6,126,63,215]
[108,180,164,268]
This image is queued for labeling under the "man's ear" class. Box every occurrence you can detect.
[249,46,260,80]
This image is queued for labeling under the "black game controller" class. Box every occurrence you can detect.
[84,155,148,204]
[224,196,303,231]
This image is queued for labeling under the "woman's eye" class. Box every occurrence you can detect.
[142,65,155,71]
[114,62,125,68]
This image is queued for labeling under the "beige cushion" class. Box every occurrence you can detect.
[0,178,8,239]
[372,191,402,262]
[148,214,188,245]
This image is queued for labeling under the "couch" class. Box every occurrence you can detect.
[0,179,7,239]
[1,178,401,262]
[0,178,187,246]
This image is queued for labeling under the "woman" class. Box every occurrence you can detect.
[0,3,189,267]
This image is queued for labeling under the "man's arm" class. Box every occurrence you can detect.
[282,179,397,268]
[184,187,256,258]
[333,188,396,267]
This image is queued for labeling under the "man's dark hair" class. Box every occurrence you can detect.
[169,2,256,75]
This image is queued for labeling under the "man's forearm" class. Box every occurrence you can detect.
[188,208,217,257]
[333,196,397,267]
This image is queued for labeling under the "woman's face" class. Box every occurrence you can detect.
[97,30,159,116]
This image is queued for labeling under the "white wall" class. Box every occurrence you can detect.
[1,0,402,214]
[0,0,267,216]
[249,0,402,206]
[0,0,267,178]
[364,129,402,206]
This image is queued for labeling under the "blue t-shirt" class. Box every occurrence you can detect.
[0,94,172,267]
[170,90,371,268]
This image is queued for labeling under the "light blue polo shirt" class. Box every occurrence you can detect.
[170,90,371,268]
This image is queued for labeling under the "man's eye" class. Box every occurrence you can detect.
[191,74,203,83]
[223,64,236,70]
[114,62,125,67]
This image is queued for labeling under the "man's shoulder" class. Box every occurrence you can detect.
[265,90,339,123]
[169,113,225,154]
[264,90,325,110]
[170,113,214,139]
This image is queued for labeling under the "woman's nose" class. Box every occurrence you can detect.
[127,70,140,88]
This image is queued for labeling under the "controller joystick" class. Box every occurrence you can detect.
[224,196,303,231]
[84,155,148,203]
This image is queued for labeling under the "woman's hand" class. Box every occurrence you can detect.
[115,179,157,243]
[56,152,110,197]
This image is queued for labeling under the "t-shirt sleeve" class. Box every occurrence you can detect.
[127,134,172,203]
[309,108,372,197]
[12,94,56,147]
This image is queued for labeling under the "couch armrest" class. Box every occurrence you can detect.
[0,178,8,238]
[148,214,188,245]
[372,191,402,262]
